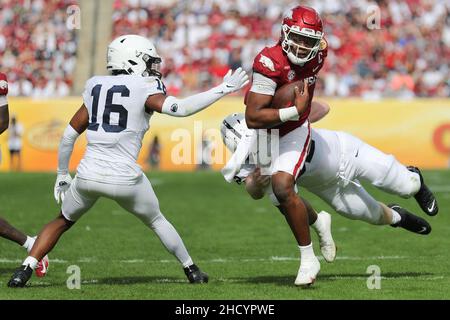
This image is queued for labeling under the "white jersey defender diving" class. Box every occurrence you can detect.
[221,113,437,233]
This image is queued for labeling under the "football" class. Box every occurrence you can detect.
[270,80,303,109]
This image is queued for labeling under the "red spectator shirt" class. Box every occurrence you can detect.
[246,40,327,136]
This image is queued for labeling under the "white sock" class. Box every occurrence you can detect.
[150,214,193,268]
[311,218,320,235]
[22,236,36,253]
[390,208,402,225]
[311,214,326,237]
[311,212,332,242]
[22,256,39,270]
[299,243,316,263]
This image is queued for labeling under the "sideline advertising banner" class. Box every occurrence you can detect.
[1,97,449,172]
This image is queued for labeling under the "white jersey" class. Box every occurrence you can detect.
[77,75,165,185]
[235,128,342,189]
[297,128,341,188]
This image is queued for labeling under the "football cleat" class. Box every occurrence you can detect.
[389,204,431,235]
[315,211,337,263]
[407,166,438,216]
[7,265,33,288]
[295,257,320,287]
[184,264,209,284]
[35,255,49,277]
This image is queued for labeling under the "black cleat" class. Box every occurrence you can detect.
[7,265,33,288]
[389,204,431,235]
[184,264,209,284]
[407,166,438,216]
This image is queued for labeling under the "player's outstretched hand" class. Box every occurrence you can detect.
[294,80,310,116]
[54,173,73,204]
[220,67,250,94]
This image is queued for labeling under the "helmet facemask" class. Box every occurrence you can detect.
[142,53,162,79]
[281,24,322,65]
[118,53,162,78]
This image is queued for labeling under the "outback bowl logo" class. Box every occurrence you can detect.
[433,123,450,154]
[27,120,67,151]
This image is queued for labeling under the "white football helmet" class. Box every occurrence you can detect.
[220,113,247,152]
[107,34,162,78]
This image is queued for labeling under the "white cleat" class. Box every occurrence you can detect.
[295,257,320,287]
[316,211,336,263]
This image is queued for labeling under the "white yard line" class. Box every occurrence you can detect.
[0,255,409,265]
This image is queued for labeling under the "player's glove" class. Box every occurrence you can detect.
[54,173,73,204]
[219,67,250,94]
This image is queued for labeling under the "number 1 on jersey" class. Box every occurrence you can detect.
[88,84,101,131]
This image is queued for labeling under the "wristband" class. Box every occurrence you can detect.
[279,106,299,122]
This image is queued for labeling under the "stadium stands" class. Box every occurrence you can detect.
[0,0,78,97]
[112,0,450,98]
[0,0,448,98]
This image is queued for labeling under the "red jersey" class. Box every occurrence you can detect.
[248,40,327,136]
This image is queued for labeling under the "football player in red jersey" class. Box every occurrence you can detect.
[244,6,327,286]
[0,72,50,277]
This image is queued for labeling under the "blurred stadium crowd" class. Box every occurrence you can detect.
[0,0,77,97]
[1,0,449,98]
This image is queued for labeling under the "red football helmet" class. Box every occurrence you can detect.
[281,6,324,65]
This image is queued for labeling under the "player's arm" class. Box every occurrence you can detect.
[244,167,270,200]
[245,78,309,129]
[145,68,249,116]
[54,105,89,204]
[57,104,88,175]
[309,100,330,123]
[0,73,9,135]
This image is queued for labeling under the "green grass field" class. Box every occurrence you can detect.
[0,170,449,299]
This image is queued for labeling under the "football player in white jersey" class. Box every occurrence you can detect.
[1,72,50,277]
[221,113,436,240]
[7,35,249,287]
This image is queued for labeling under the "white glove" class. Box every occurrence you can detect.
[219,67,250,94]
[54,173,73,204]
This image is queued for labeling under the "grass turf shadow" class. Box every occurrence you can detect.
[231,272,436,286]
